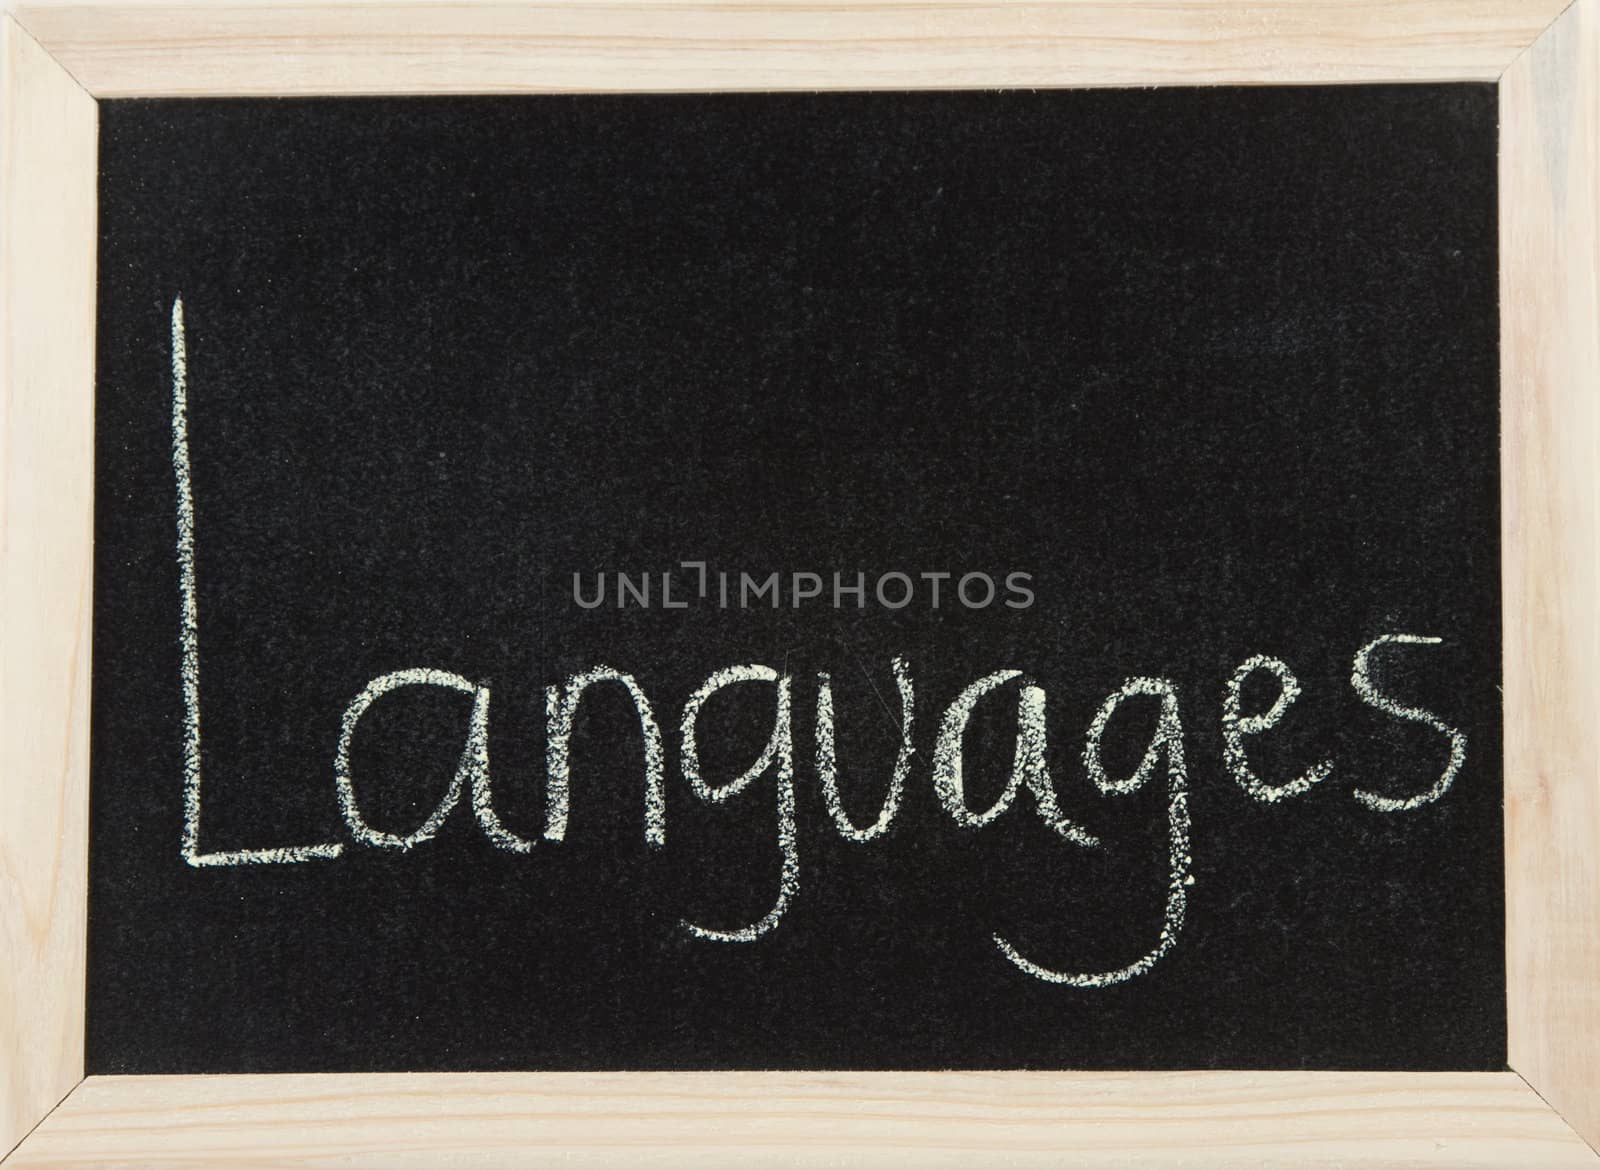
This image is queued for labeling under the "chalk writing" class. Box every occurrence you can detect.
[995,677,1191,987]
[1351,635,1467,812]
[1223,655,1335,803]
[172,298,341,867]
[170,297,1471,985]
[816,656,915,842]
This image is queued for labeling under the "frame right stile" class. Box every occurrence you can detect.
[1502,0,1600,1150]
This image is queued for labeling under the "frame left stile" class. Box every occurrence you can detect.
[0,12,95,1162]
[0,2,1595,1167]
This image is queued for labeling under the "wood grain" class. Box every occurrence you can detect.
[1502,0,1600,1156]
[0,13,95,1161]
[3,1071,1597,1168]
[6,0,1580,97]
[0,1,1592,1165]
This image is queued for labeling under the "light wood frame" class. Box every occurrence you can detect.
[1,1,1595,1164]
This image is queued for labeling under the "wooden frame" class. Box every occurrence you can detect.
[1,0,1594,1164]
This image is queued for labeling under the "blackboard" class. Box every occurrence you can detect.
[89,87,1503,1075]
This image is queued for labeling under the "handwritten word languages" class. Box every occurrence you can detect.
[168,298,1466,988]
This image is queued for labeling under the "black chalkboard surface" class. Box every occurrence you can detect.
[90,87,1502,1075]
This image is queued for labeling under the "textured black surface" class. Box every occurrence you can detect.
[90,89,1503,1073]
